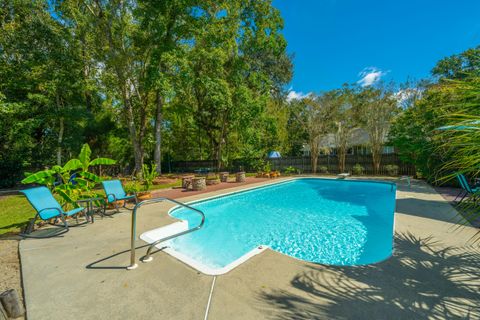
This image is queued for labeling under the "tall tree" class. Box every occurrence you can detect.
[358,86,398,174]
[333,87,359,173]
[298,95,337,174]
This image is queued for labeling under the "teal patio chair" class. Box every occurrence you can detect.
[101,180,137,212]
[456,174,479,204]
[20,186,86,238]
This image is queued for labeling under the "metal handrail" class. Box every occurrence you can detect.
[127,197,205,270]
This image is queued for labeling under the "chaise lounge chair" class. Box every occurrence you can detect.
[20,186,86,238]
[455,174,479,204]
[102,180,138,212]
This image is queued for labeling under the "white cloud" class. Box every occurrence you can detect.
[357,67,388,87]
[286,88,312,102]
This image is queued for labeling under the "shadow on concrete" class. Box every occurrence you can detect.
[85,243,162,270]
[395,197,463,225]
[257,232,480,319]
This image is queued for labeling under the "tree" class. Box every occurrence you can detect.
[432,46,480,80]
[298,94,337,174]
[333,86,359,173]
[357,86,398,174]
[177,0,291,171]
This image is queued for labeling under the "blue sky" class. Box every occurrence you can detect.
[273,0,480,97]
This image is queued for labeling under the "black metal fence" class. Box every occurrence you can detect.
[167,154,416,176]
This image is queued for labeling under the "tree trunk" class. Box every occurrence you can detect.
[123,89,143,177]
[154,92,163,175]
[372,147,382,175]
[310,137,319,174]
[57,117,64,166]
[338,147,346,173]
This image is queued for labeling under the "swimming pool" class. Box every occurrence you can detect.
[140,178,396,275]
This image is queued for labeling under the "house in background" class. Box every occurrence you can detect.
[301,128,395,157]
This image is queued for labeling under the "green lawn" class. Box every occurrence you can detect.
[0,195,36,235]
[0,180,182,236]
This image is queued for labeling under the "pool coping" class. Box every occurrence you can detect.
[139,177,397,275]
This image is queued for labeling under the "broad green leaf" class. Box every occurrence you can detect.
[51,165,63,173]
[78,171,101,182]
[21,170,54,184]
[74,177,89,187]
[79,144,91,170]
[63,159,82,172]
[55,188,77,207]
[89,158,116,166]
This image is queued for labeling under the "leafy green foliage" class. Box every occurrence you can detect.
[385,165,399,176]
[352,164,364,175]
[284,166,298,175]
[21,143,116,205]
[142,164,157,191]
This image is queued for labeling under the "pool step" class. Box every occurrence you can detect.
[140,221,189,245]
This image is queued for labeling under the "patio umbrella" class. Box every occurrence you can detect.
[267,151,281,158]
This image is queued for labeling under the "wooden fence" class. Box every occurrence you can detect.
[168,154,416,176]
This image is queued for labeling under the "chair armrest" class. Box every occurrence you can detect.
[106,193,117,203]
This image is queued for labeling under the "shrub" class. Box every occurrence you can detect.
[264,161,271,173]
[318,166,328,174]
[142,163,157,191]
[124,181,141,194]
[352,164,364,175]
[284,166,297,175]
[385,164,399,176]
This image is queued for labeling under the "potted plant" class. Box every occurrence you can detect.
[219,172,229,182]
[206,175,221,185]
[137,164,157,200]
[236,171,246,182]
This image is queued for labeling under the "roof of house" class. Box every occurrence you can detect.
[302,128,382,151]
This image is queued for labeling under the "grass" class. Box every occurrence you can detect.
[0,179,182,236]
[0,195,35,236]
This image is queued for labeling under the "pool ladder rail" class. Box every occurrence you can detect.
[127,197,205,270]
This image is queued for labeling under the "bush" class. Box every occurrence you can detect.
[142,163,157,190]
[352,164,364,175]
[385,164,399,176]
[284,166,298,175]
[318,166,328,174]
[124,181,141,194]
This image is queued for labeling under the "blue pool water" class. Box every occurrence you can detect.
[169,178,396,268]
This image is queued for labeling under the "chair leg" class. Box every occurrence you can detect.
[20,214,69,239]
[453,190,466,202]
[22,214,38,235]
[458,192,468,205]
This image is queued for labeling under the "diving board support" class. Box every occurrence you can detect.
[127,197,205,270]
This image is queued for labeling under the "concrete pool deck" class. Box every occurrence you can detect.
[19,177,480,319]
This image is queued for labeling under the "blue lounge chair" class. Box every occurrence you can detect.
[102,180,137,212]
[20,186,86,238]
[455,174,479,204]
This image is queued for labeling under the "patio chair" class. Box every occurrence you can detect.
[455,174,479,204]
[102,180,138,212]
[20,186,86,238]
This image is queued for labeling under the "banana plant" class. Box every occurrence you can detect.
[22,143,116,206]
[62,143,116,183]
